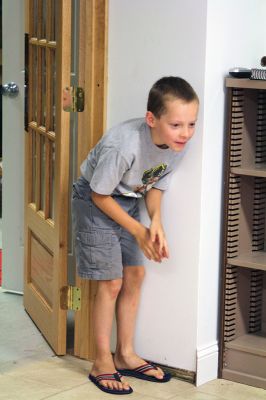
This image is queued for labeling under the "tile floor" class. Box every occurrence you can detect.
[0,289,265,400]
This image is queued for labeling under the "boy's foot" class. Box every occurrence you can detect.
[89,372,133,395]
[90,359,131,393]
[114,353,171,382]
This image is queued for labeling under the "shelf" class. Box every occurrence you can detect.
[228,251,266,271]
[231,164,266,178]
[226,333,266,357]
[226,77,266,90]
[222,79,266,389]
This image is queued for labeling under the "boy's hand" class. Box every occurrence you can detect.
[150,219,169,259]
[134,225,162,262]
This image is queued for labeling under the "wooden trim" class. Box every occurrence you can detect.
[93,0,108,135]
[74,0,108,360]
[52,0,71,353]
[77,0,108,158]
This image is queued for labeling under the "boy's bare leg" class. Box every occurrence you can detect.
[90,279,131,391]
[114,266,164,379]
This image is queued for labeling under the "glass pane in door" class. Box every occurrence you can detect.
[40,134,46,211]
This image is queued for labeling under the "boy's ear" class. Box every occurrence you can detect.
[145,111,156,127]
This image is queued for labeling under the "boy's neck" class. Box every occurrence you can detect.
[150,127,168,149]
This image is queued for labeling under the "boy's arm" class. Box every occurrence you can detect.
[144,188,169,258]
[91,191,161,262]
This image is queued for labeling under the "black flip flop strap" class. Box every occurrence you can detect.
[95,372,122,383]
[134,362,158,373]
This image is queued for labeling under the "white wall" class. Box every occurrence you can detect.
[108,0,207,372]
[197,0,266,385]
[108,0,266,383]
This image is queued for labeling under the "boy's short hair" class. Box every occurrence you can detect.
[147,76,199,118]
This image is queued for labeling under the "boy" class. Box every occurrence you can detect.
[72,76,199,395]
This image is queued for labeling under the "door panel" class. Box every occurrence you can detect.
[24,0,71,354]
[74,0,108,360]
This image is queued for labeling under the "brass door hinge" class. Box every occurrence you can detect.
[60,286,81,311]
[63,86,84,112]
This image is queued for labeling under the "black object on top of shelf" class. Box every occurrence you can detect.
[229,67,252,79]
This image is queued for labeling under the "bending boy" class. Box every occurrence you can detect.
[72,76,199,395]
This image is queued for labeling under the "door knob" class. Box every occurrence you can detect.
[2,82,19,98]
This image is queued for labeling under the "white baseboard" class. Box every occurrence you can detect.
[196,341,219,386]
[0,287,23,295]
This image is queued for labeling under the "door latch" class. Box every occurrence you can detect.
[2,82,20,98]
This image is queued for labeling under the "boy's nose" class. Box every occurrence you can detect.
[180,126,190,140]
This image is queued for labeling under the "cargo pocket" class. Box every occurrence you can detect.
[76,230,112,270]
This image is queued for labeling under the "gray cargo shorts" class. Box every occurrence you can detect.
[72,176,144,280]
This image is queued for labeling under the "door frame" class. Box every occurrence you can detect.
[74,0,108,360]
[2,0,25,292]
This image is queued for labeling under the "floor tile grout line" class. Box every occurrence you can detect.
[0,371,91,394]
[36,381,92,400]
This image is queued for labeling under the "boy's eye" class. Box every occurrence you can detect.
[171,124,180,128]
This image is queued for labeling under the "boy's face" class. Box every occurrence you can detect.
[146,98,199,152]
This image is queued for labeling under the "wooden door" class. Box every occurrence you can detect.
[24,0,71,354]
[74,0,108,360]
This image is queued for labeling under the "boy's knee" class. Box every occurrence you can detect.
[124,266,145,287]
[102,279,123,299]
[135,267,145,283]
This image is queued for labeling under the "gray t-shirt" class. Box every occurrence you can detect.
[80,118,182,198]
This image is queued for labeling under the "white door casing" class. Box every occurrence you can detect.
[2,0,25,292]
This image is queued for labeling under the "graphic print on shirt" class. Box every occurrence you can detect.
[135,163,167,195]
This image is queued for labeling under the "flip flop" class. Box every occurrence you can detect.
[89,372,133,395]
[117,362,171,383]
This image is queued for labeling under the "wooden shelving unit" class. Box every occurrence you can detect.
[220,78,266,389]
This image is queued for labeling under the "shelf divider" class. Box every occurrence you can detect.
[225,333,266,357]
[228,251,266,271]
[231,164,266,178]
